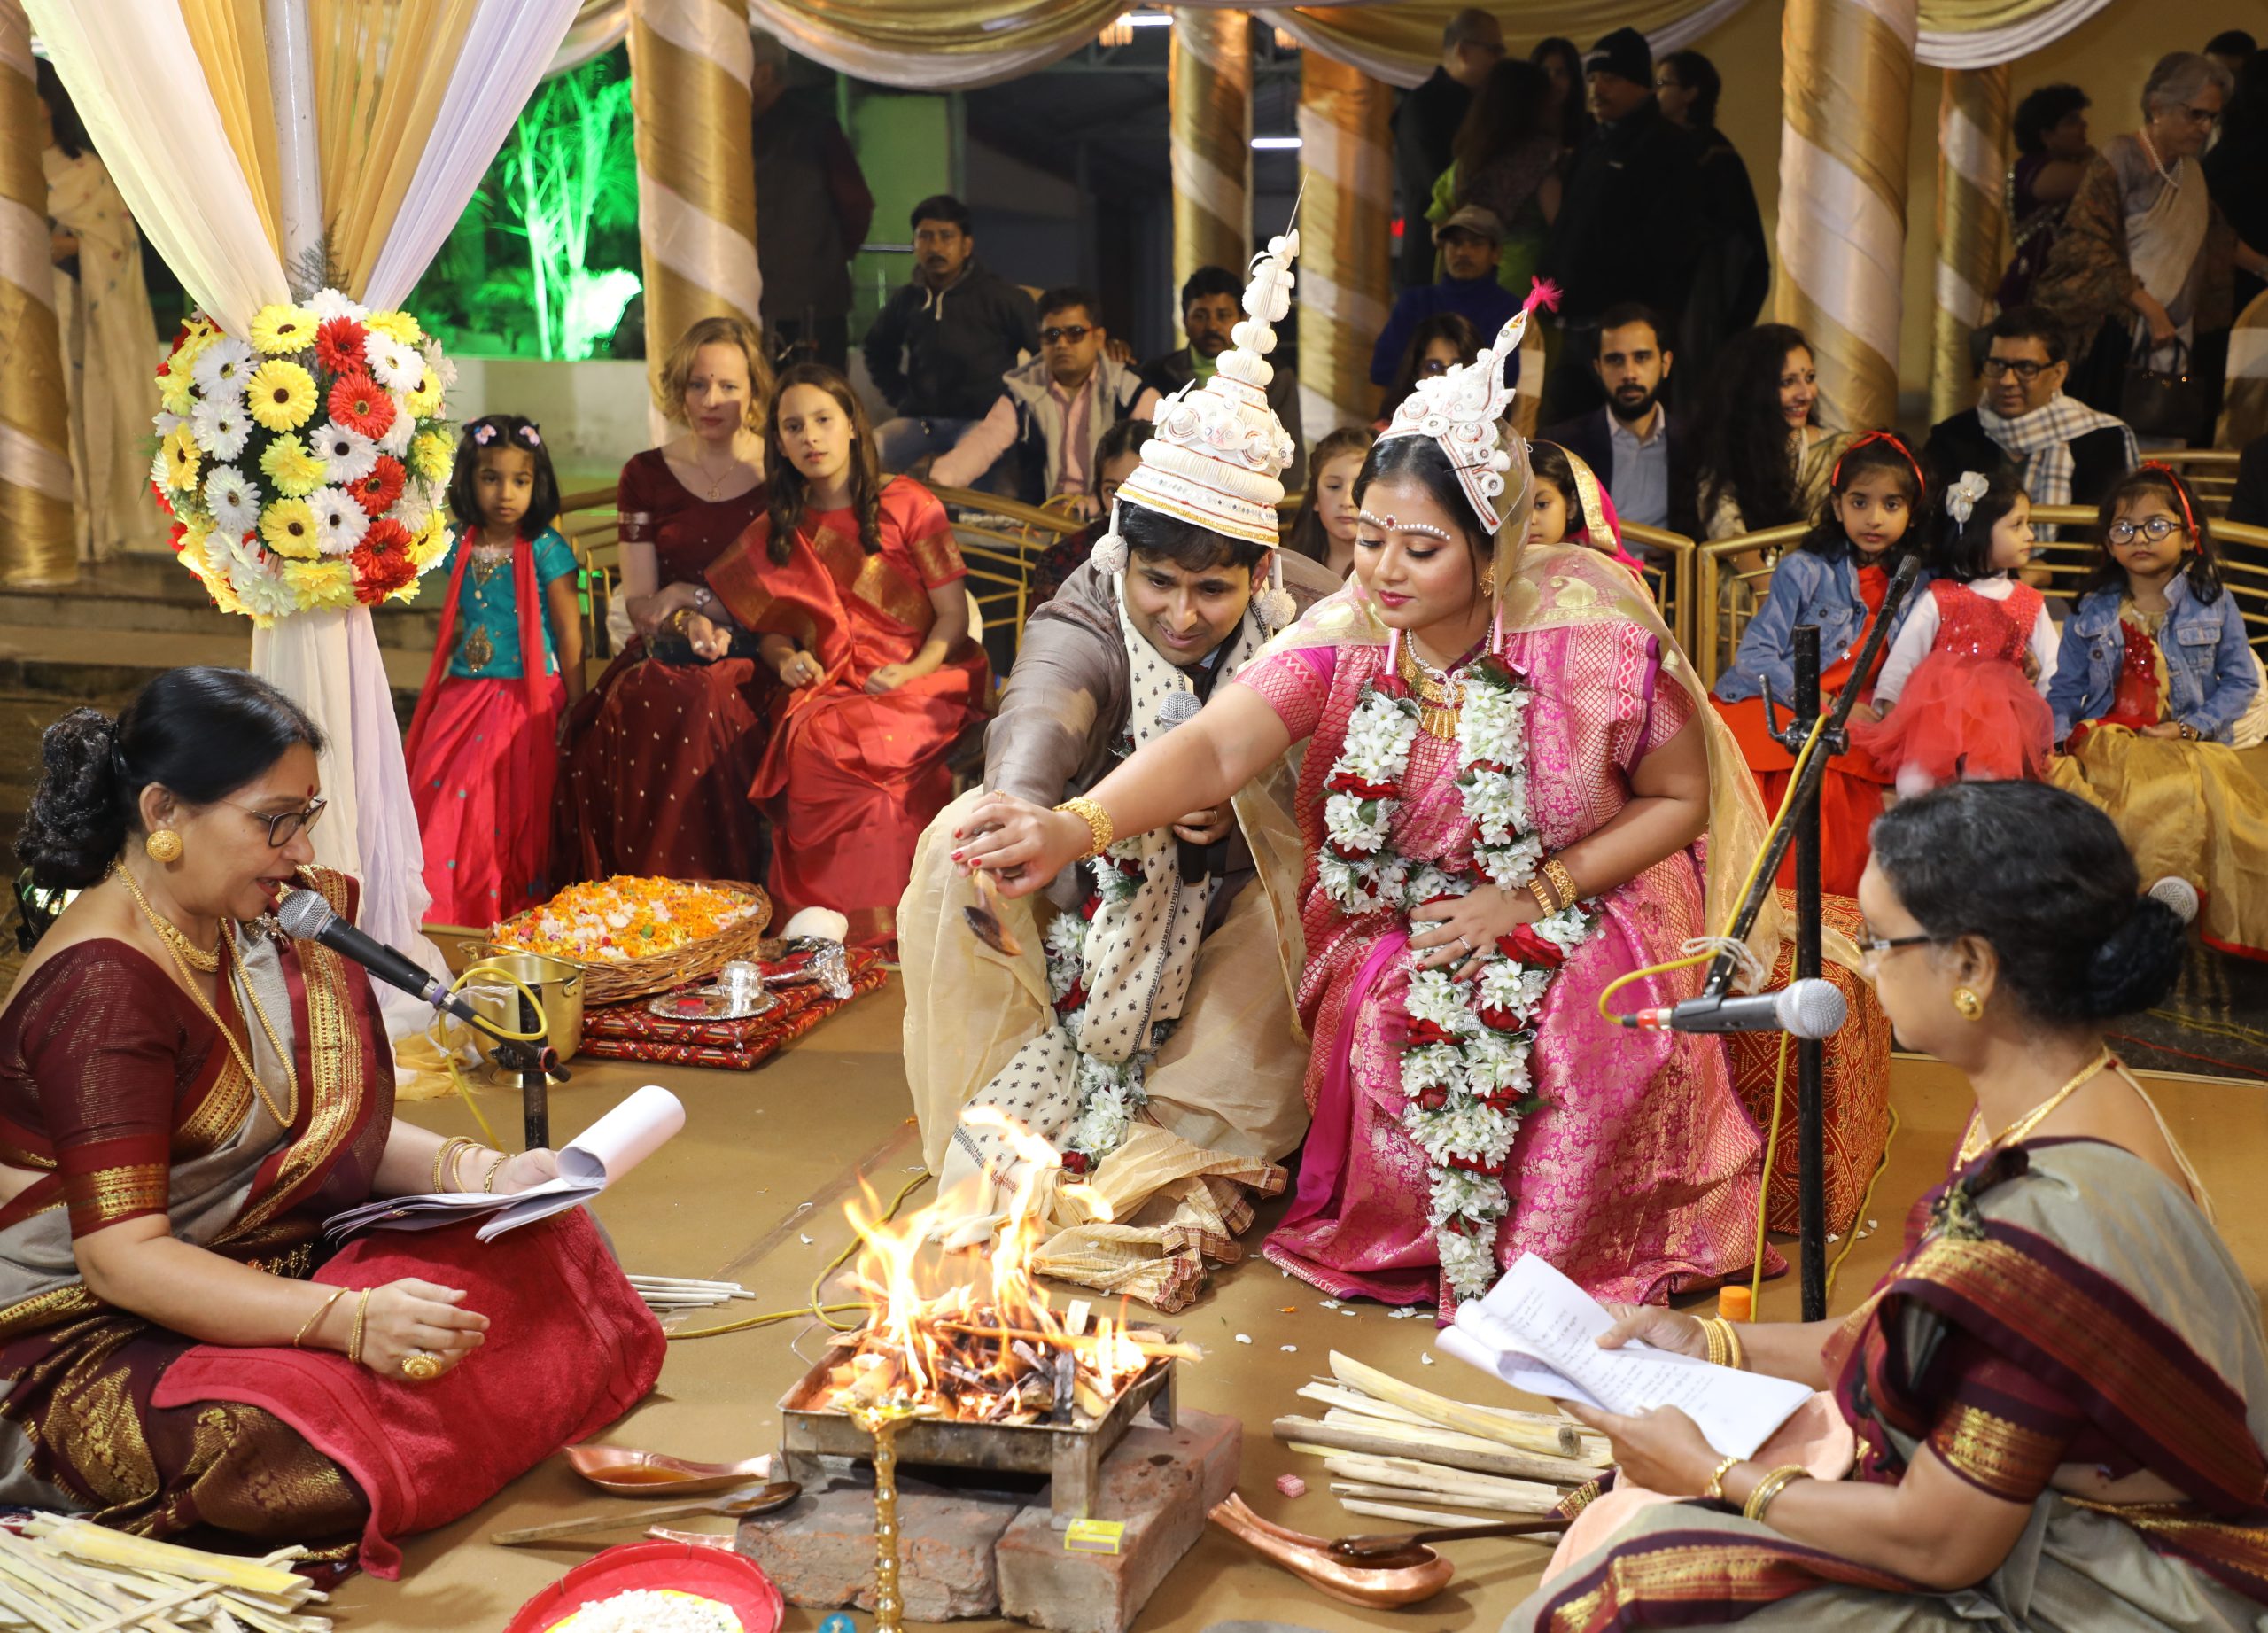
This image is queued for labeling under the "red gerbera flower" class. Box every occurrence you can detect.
[346,455,407,517]
[359,516,412,556]
[151,479,174,517]
[315,317,368,375]
[167,521,187,553]
[326,369,396,439]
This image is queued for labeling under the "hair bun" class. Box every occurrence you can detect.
[16,708,128,889]
[2084,898,2187,1020]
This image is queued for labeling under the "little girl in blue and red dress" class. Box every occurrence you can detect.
[405,415,586,926]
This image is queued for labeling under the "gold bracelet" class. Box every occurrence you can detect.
[1696,1316,1728,1368]
[1743,1465,1811,1525]
[1722,1318,1746,1372]
[1542,857,1581,911]
[431,1137,475,1195]
[1527,875,1562,918]
[1055,795,1115,860]
[293,1286,350,1349]
[1702,1454,1741,1503]
[482,1154,509,1194]
[347,1289,372,1367]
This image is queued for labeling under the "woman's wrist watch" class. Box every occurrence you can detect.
[2178,722,2201,743]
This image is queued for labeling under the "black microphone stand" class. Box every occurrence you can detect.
[1697,553,1922,1319]
[454,1001,568,1151]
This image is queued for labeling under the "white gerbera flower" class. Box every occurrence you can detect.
[307,288,369,323]
[201,465,260,537]
[377,405,417,457]
[227,553,298,623]
[420,337,459,392]
[153,410,184,440]
[190,397,251,462]
[190,336,255,400]
[392,484,434,535]
[309,486,368,556]
[314,421,378,485]
[365,336,423,393]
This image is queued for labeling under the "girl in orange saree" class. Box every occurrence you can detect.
[674,365,988,951]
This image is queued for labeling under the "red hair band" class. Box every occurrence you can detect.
[1831,431,1928,501]
[2138,461,2199,535]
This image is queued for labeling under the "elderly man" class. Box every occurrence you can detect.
[1922,305,2137,511]
[1393,8,1505,289]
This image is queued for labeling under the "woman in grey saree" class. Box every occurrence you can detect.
[1507,781,2268,1632]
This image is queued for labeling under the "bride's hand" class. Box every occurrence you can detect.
[1407,883,1540,980]
[953,793,1089,898]
[1594,1302,1711,1359]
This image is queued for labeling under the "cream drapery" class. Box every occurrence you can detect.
[1295,51,1389,438]
[0,0,74,586]
[1170,8,1249,298]
[1930,66,2008,424]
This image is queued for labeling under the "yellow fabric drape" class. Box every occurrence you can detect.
[1930,66,2008,424]
[1295,52,1391,435]
[309,0,480,299]
[749,0,1119,90]
[178,0,284,261]
[0,0,74,585]
[1169,8,1250,298]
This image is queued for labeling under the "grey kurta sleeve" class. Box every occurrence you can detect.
[982,590,1122,807]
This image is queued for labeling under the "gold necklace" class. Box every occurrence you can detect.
[113,862,220,973]
[1954,1046,2113,1164]
[125,883,299,1129]
[1396,639,1464,739]
[223,927,301,1129]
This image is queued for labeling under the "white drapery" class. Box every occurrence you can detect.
[1915,0,2117,68]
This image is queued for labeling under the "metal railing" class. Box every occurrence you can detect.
[2132,448,2243,517]
[1620,523,1697,658]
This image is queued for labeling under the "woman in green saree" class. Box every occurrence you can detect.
[1508,780,2268,1630]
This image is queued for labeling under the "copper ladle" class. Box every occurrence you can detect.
[1325,1516,1573,1570]
[1208,1494,1455,1608]
[962,866,1024,957]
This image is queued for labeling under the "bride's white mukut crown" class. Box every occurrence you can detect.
[1377,283,1555,535]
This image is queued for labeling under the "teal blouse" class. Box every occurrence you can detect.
[444,526,578,680]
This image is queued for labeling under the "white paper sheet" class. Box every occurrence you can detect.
[1439,1254,1812,1459]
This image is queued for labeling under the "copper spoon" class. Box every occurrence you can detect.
[1208,1494,1455,1608]
[490,1480,800,1546]
[1326,1516,1573,1569]
[962,867,1025,957]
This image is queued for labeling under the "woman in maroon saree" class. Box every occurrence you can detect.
[1,669,659,1572]
[1505,782,2268,1631]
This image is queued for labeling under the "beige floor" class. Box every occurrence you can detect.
[338,983,2268,1631]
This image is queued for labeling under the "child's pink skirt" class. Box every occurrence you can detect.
[1850,653,2053,788]
[409,673,566,927]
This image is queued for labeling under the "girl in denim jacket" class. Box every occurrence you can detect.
[1712,431,1925,895]
[2048,464,2268,957]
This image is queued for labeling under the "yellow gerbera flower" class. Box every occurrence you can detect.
[159,366,198,418]
[409,514,452,569]
[248,303,320,356]
[363,309,424,345]
[162,424,201,492]
[410,430,455,485]
[283,558,358,610]
[175,519,213,580]
[259,497,322,560]
[245,359,318,432]
[259,433,327,498]
[171,324,217,374]
[403,369,445,419]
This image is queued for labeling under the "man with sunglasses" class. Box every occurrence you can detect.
[1922,305,2138,512]
[931,285,1157,518]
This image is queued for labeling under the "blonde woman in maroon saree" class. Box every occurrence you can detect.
[1508,782,2268,1632]
[0,670,660,1571]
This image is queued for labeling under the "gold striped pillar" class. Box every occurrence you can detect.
[1170,7,1251,296]
[629,0,761,416]
[1775,0,1918,431]
[1930,66,2010,424]
[1296,53,1392,436]
[0,0,75,585]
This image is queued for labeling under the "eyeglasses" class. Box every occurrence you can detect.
[2107,516,2184,545]
[1040,325,1091,345]
[1858,930,1941,961]
[1981,356,2051,381]
[2171,103,2220,126]
[1419,358,1454,377]
[224,796,328,849]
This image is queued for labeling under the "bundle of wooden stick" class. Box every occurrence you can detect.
[0,1515,330,1632]
[627,1274,757,1312]
[1272,1352,1613,1528]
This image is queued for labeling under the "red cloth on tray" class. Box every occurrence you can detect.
[579,946,889,1070]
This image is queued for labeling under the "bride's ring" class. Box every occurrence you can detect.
[402,1349,444,1383]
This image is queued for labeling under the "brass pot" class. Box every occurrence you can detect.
[457,950,586,1077]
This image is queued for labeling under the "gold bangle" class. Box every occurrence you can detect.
[1743,1465,1810,1525]
[1543,857,1581,911]
[482,1154,509,1194]
[1526,875,1562,918]
[1696,1316,1728,1368]
[348,1289,372,1367]
[1055,795,1115,860]
[1702,1454,1741,1503]
[1722,1319,1746,1372]
[293,1286,350,1349]
[431,1137,474,1195]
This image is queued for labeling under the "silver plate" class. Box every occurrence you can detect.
[645,984,779,1022]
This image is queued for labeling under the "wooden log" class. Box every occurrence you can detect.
[1274,1417,1596,1485]
[1329,1481,1558,1516]
[1327,1350,1595,1460]
[1321,1453,1564,1507]
[1337,1497,1537,1529]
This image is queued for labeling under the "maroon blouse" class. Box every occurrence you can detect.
[615,449,767,587]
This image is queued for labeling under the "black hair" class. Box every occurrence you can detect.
[1379,312,1480,423]
[1931,466,2028,583]
[447,416,562,538]
[909,194,971,233]
[34,61,89,160]
[1659,50,1722,126]
[1179,265,1242,314]
[1799,431,1925,565]
[1697,323,1815,532]
[18,668,325,890]
[2205,29,2257,59]
[1094,418,1150,471]
[1871,782,2186,1025]
[2083,465,2225,605]
[1455,58,1554,174]
[2013,83,2090,156]
[1529,37,1593,149]
[1984,303,2070,365]
[1443,7,1498,49]
[1118,502,1265,576]
[1597,301,1671,353]
[1037,286,1100,326]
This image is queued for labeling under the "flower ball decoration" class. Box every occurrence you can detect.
[149,292,457,624]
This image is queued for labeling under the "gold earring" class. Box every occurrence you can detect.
[1952,986,1984,1022]
[1480,569,1498,595]
[144,829,183,866]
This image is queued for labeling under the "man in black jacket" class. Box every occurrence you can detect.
[1141,265,1307,490]
[1537,29,1704,424]
[1391,8,1504,290]
[862,194,1039,478]
[1540,303,1700,543]
[750,33,874,374]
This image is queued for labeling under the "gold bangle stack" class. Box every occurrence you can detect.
[1702,1454,1741,1503]
[1543,858,1581,911]
[1744,1464,1811,1524]
[347,1289,372,1367]
[1055,795,1115,860]
[294,1286,350,1349]
[432,1137,477,1194]
[1526,877,1559,917]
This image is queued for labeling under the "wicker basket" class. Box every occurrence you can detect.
[482,881,773,1007]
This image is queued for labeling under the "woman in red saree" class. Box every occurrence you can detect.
[1506,782,2268,1631]
[672,365,987,951]
[0,669,660,1572]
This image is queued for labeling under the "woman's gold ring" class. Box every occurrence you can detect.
[402,1349,444,1383]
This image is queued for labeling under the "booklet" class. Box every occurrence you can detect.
[1436,1253,1812,1459]
[323,1084,686,1243]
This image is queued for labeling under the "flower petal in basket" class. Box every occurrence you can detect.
[490,882,773,1007]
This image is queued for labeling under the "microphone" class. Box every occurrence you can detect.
[2147,875,2200,925]
[276,890,481,1024]
[1620,978,1847,1039]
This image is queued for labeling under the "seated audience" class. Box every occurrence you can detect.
[1374,310,1480,429]
[556,316,773,885]
[863,194,1039,476]
[662,366,987,953]
[2049,463,2266,958]
[1423,59,1561,296]
[931,285,1157,515]
[1370,206,1524,391]
[0,669,655,1554]
[1508,782,2261,1632]
[1997,83,2094,308]
[1029,420,1150,609]
[1542,302,1699,539]
[749,29,873,373]
[1528,439,1646,575]
[1144,264,1306,490]
[1922,305,2138,511]
[1284,425,1376,579]
[1697,323,1851,539]
[1654,51,1768,388]
[1392,7,1503,289]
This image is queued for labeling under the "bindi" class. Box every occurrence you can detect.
[1357,509,1454,543]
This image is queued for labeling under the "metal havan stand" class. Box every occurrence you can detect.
[1697,554,1922,1319]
